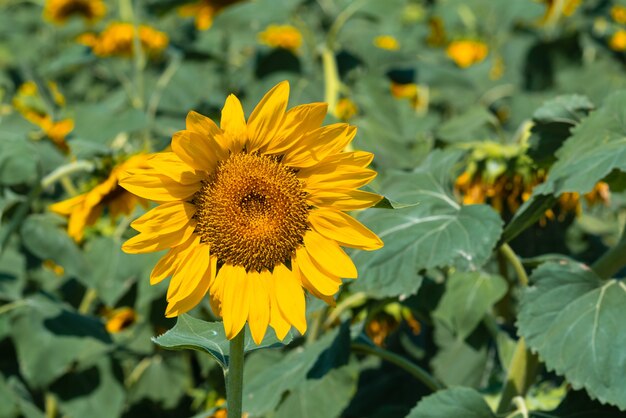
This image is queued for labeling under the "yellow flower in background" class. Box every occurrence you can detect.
[390,81,428,112]
[373,35,400,51]
[446,40,488,68]
[119,81,383,344]
[609,29,626,51]
[50,154,150,242]
[258,25,302,53]
[178,0,245,30]
[43,0,106,24]
[79,22,168,58]
[43,259,65,276]
[103,307,138,333]
[611,5,626,24]
[539,0,582,24]
[12,81,73,153]
[335,98,358,121]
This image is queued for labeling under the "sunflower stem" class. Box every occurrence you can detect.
[591,226,626,279]
[226,329,245,418]
[351,342,444,392]
[496,243,539,413]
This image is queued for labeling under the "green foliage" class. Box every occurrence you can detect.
[518,261,626,409]
[1,0,626,416]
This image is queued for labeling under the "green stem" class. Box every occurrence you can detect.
[78,288,98,315]
[499,243,528,286]
[496,339,539,414]
[41,160,95,189]
[497,243,538,413]
[591,227,626,279]
[324,291,366,328]
[226,329,245,418]
[351,342,444,392]
[321,47,339,116]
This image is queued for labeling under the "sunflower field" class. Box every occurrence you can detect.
[2,0,626,417]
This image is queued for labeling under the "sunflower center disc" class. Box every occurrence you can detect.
[58,0,95,19]
[194,152,309,272]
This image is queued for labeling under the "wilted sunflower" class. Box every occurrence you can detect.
[43,0,106,24]
[120,81,383,344]
[50,154,150,241]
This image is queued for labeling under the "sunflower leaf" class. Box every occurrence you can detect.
[406,387,496,418]
[352,150,503,298]
[518,261,626,410]
[151,314,291,369]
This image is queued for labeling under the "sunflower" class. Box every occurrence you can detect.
[50,154,150,242]
[43,0,106,24]
[258,24,303,53]
[79,22,168,58]
[178,0,245,30]
[373,35,400,51]
[446,39,489,68]
[120,81,383,344]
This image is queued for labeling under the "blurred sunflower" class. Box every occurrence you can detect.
[50,154,150,242]
[258,24,302,53]
[78,22,168,58]
[539,0,582,24]
[446,39,488,68]
[103,307,138,333]
[43,0,106,24]
[12,81,73,153]
[120,81,383,344]
[390,81,428,112]
[611,5,626,24]
[335,98,358,121]
[178,0,245,30]
[609,29,626,51]
[373,35,400,50]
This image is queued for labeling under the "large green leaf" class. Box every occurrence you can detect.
[127,355,190,409]
[352,151,503,298]
[243,327,340,416]
[406,387,496,418]
[433,272,507,339]
[20,214,89,279]
[275,363,359,418]
[152,314,292,369]
[518,261,626,410]
[10,295,112,388]
[0,136,39,185]
[51,358,125,418]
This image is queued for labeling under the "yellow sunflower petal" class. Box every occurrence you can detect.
[150,236,194,285]
[122,221,195,254]
[247,271,270,344]
[220,264,250,339]
[172,130,222,173]
[272,264,307,334]
[298,151,374,177]
[309,209,383,250]
[264,269,292,340]
[131,201,195,233]
[147,152,203,185]
[303,231,357,279]
[303,168,377,192]
[294,247,342,296]
[307,189,382,210]
[246,81,289,152]
[293,259,336,306]
[165,261,213,317]
[186,110,230,155]
[167,241,211,304]
[67,204,98,241]
[120,170,199,202]
[283,124,356,168]
[49,194,86,215]
[221,94,247,151]
[265,102,328,155]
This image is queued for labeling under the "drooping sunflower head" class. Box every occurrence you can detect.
[120,81,383,344]
[43,0,106,24]
[50,154,150,242]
